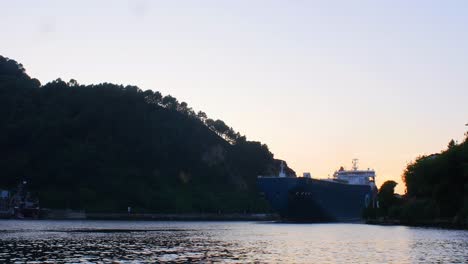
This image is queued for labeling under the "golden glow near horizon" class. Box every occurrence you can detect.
[2,1,468,194]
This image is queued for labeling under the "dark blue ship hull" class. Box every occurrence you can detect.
[257,177,375,222]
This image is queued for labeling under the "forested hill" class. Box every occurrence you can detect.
[0,55,295,213]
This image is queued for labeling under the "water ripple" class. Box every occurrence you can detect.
[0,221,466,263]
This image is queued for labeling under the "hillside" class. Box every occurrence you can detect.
[0,55,295,213]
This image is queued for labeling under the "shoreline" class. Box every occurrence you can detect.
[86,212,280,221]
[3,210,467,230]
[0,209,280,221]
[366,218,468,230]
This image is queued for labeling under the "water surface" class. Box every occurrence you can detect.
[0,220,466,263]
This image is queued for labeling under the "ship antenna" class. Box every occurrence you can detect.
[352,159,358,171]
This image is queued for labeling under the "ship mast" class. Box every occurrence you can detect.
[279,161,286,178]
[352,159,358,171]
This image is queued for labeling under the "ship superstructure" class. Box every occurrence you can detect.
[325,159,377,189]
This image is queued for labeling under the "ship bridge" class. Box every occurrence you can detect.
[332,159,376,186]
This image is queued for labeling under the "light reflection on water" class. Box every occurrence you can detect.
[0,220,466,263]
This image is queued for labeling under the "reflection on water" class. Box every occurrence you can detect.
[0,220,467,263]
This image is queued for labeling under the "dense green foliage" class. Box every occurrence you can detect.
[400,137,468,222]
[0,55,294,213]
[377,180,398,214]
[362,180,401,219]
[367,135,468,226]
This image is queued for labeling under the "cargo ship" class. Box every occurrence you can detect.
[257,159,377,222]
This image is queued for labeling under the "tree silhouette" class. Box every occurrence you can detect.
[378,181,397,213]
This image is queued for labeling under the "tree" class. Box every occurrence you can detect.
[213,119,229,136]
[197,111,207,122]
[162,95,178,110]
[378,180,398,213]
[68,79,79,87]
[0,56,25,77]
[143,90,162,105]
[205,118,215,130]
[448,139,456,149]
[178,101,188,114]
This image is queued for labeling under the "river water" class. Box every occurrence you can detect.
[0,220,466,263]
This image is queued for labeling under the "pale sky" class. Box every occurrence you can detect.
[2,0,468,193]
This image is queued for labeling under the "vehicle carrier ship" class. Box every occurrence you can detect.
[257,159,377,222]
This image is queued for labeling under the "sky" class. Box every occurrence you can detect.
[2,0,468,193]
